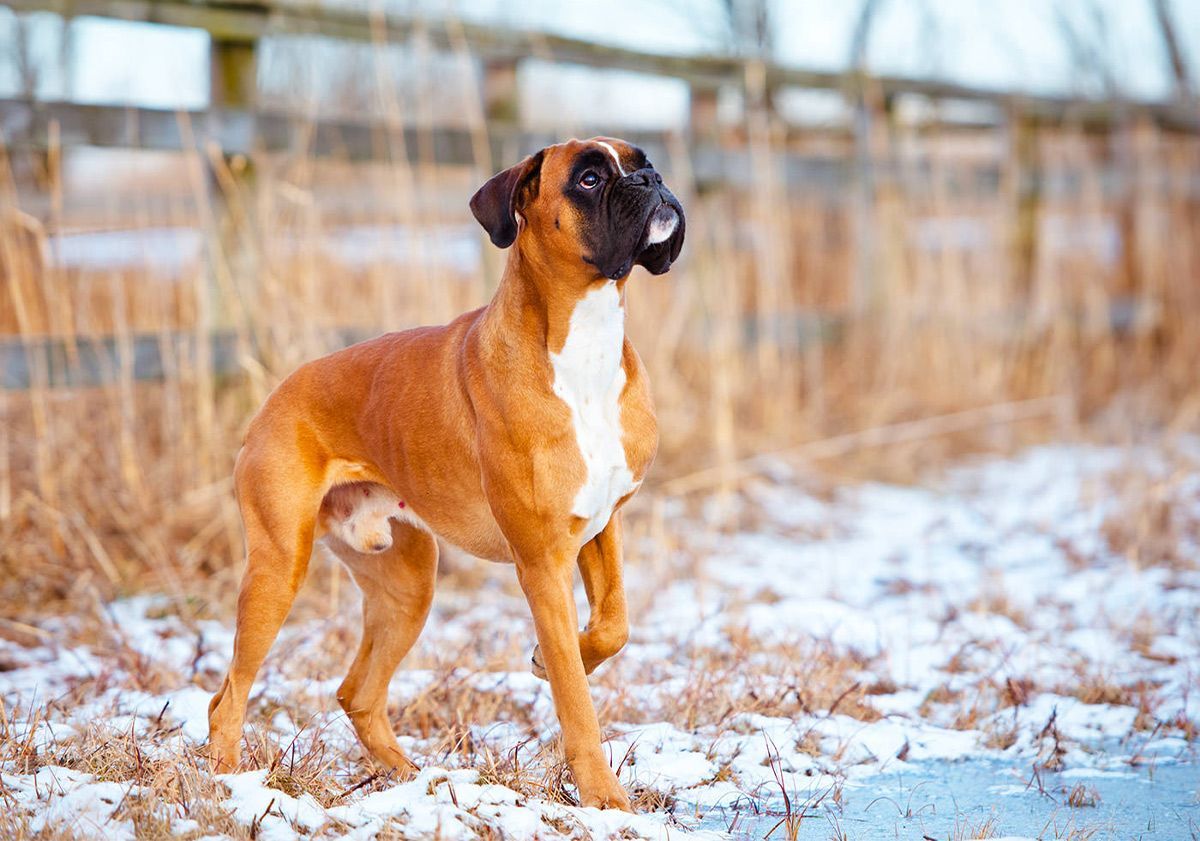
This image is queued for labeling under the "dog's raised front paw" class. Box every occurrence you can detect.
[530,645,548,681]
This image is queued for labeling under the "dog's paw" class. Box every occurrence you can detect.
[582,790,634,811]
[578,777,634,811]
[200,742,240,775]
[374,747,420,780]
[530,646,548,681]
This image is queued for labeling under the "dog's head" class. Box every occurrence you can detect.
[470,137,685,280]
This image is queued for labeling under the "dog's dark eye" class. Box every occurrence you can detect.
[579,171,600,189]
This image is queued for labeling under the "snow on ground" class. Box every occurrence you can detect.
[0,444,1196,839]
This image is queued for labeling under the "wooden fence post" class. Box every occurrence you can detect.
[206,25,260,287]
[210,39,257,110]
[849,76,876,315]
[479,57,520,285]
[1008,107,1039,293]
[199,31,261,480]
[483,57,520,125]
[689,83,720,143]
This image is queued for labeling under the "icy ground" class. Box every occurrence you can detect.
[0,445,1197,839]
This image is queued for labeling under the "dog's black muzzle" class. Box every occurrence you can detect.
[599,168,685,280]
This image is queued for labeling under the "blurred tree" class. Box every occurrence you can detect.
[848,0,882,73]
[1150,0,1193,101]
[720,0,773,57]
[12,13,37,99]
[1055,0,1118,97]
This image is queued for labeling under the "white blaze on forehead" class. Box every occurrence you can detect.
[595,141,628,177]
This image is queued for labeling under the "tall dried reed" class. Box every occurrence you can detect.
[1,33,1197,614]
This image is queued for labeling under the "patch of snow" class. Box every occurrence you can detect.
[1,443,1196,837]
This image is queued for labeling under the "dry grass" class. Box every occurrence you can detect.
[1065,783,1100,808]
[1096,450,1200,572]
[0,451,1196,837]
[596,638,883,734]
[1,21,1199,841]
[3,731,250,840]
[951,813,1000,840]
[1,64,1199,613]
[0,611,1001,831]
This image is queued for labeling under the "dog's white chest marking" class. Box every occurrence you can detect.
[550,283,637,544]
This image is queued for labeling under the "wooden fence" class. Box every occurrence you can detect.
[4,0,1198,157]
[2,0,1197,390]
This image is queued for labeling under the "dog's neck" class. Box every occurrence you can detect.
[485,240,627,358]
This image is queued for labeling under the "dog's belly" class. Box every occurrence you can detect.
[425,505,514,562]
[550,282,639,545]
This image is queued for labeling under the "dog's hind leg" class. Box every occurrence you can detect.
[206,444,323,773]
[334,521,438,775]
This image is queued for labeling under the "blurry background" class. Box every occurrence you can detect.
[1,0,1198,610]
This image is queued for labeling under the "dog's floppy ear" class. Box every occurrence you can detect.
[469,150,545,248]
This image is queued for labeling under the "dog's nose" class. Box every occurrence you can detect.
[625,167,662,187]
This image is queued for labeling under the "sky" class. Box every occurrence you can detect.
[0,0,1196,120]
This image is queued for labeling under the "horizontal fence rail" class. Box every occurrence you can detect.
[2,0,1200,136]
[6,97,1200,203]
[0,0,1194,394]
[1,297,1150,390]
[0,327,377,389]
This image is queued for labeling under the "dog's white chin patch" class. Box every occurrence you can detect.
[646,208,678,245]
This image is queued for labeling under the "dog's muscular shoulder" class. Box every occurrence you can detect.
[463,138,682,544]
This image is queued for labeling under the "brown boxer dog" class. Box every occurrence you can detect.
[205,137,685,810]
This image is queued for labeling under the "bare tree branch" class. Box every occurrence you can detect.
[1054,0,1116,98]
[1151,0,1193,100]
[848,0,883,71]
[717,0,772,58]
[14,13,38,99]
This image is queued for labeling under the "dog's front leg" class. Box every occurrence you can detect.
[577,516,630,673]
[532,515,628,679]
[516,550,632,811]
